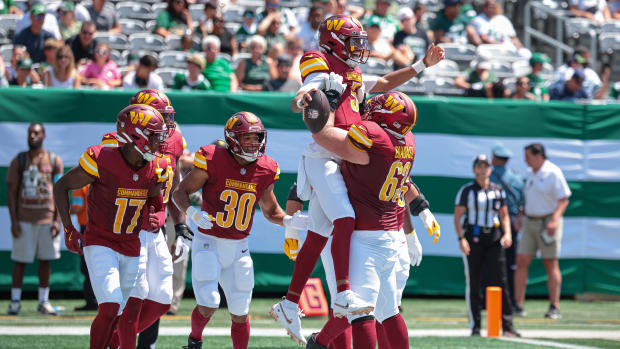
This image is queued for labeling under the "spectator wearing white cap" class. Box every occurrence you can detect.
[172,53,211,90]
[393,7,431,67]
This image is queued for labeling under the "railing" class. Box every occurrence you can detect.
[523,1,598,66]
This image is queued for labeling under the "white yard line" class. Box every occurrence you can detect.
[499,337,602,349]
[0,326,618,341]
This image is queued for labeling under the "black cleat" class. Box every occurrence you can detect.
[544,305,561,320]
[471,328,481,337]
[182,336,202,349]
[503,329,521,337]
[306,333,328,349]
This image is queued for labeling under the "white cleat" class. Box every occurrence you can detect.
[270,298,306,345]
[332,290,373,318]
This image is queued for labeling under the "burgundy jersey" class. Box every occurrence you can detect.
[299,50,363,130]
[79,145,170,256]
[341,121,416,231]
[193,145,280,240]
[101,129,185,204]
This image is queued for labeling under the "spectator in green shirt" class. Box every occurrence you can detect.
[236,35,274,91]
[201,35,238,92]
[173,53,211,91]
[57,1,81,41]
[527,52,550,101]
[1,0,22,15]
[155,0,194,38]
[362,0,400,43]
[235,10,257,52]
[455,60,498,98]
[431,0,481,45]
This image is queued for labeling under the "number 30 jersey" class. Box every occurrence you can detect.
[79,145,170,256]
[193,144,280,240]
[341,121,416,231]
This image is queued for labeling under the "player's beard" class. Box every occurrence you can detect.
[28,139,43,150]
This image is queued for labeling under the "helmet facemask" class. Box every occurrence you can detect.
[120,123,168,162]
[346,35,370,66]
[227,130,266,162]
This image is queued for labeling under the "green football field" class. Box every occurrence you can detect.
[0,298,618,348]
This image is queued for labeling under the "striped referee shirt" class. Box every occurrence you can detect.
[455,181,506,228]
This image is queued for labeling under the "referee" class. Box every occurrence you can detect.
[454,155,520,337]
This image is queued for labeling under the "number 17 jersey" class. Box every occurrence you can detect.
[193,145,280,239]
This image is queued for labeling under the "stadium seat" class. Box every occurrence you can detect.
[602,21,620,34]
[224,7,246,23]
[438,43,477,69]
[123,49,159,62]
[600,33,620,54]
[235,0,263,11]
[564,18,593,39]
[119,65,130,77]
[487,60,514,79]
[0,44,12,64]
[0,14,20,36]
[155,67,184,87]
[424,59,461,78]
[151,2,167,17]
[512,60,532,77]
[395,78,424,94]
[145,20,157,32]
[218,53,233,62]
[110,49,126,66]
[224,22,241,34]
[165,35,182,50]
[477,44,521,63]
[360,57,391,76]
[189,4,205,22]
[419,76,460,96]
[94,33,130,51]
[129,33,168,52]
[120,19,148,35]
[132,0,159,3]
[116,2,155,20]
[159,51,190,68]
[503,77,516,94]
[232,52,251,69]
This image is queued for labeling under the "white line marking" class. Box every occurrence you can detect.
[500,337,602,349]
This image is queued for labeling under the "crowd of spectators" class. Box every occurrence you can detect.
[0,0,618,101]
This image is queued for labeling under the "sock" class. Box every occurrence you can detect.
[91,302,120,349]
[329,323,352,349]
[381,314,409,349]
[136,299,170,333]
[11,288,21,302]
[331,217,355,293]
[375,321,391,349]
[118,297,143,349]
[317,310,350,346]
[325,310,351,349]
[190,306,211,341]
[38,287,49,303]
[351,319,376,349]
[285,231,328,304]
[231,319,250,349]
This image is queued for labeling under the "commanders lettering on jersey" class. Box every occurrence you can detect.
[394,146,415,160]
[79,148,99,178]
[225,179,257,193]
[117,188,148,199]
[300,55,329,79]
[347,124,373,152]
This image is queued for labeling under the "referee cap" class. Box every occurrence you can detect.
[491,142,513,158]
[473,154,490,168]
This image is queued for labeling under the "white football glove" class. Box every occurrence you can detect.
[283,210,309,231]
[406,231,422,267]
[186,206,214,230]
[173,236,190,264]
[324,72,346,96]
[419,208,440,243]
[283,227,303,261]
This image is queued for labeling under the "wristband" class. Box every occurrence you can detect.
[296,98,305,110]
[412,60,426,74]
[458,236,465,241]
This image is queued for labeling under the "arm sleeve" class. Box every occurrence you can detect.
[346,123,373,153]
[101,132,119,147]
[299,53,329,82]
[408,182,430,216]
[193,147,208,171]
[78,146,100,178]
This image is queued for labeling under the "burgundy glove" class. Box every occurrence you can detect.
[64,225,83,255]
[146,205,164,233]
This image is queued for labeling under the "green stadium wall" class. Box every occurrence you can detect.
[0,88,619,296]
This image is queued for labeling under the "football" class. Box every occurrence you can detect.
[303,89,330,134]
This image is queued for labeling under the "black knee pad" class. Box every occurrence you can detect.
[351,315,375,324]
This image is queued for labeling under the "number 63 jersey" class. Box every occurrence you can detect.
[193,144,280,239]
[79,144,170,257]
[341,121,416,231]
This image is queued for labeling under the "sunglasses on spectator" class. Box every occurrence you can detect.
[34,14,45,20]
[44,46,56,50]
[81,30,95,35]
[517,80,530,86]
[58,55,71,59]
[95,49,109,55]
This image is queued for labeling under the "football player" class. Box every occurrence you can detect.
[272,14,444,344]
[304,91,429,349]
[173,112,308,349]
[102,89,189,349]
[53,105,170,349]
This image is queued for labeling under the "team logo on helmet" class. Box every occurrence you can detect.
[365,92,417,138]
